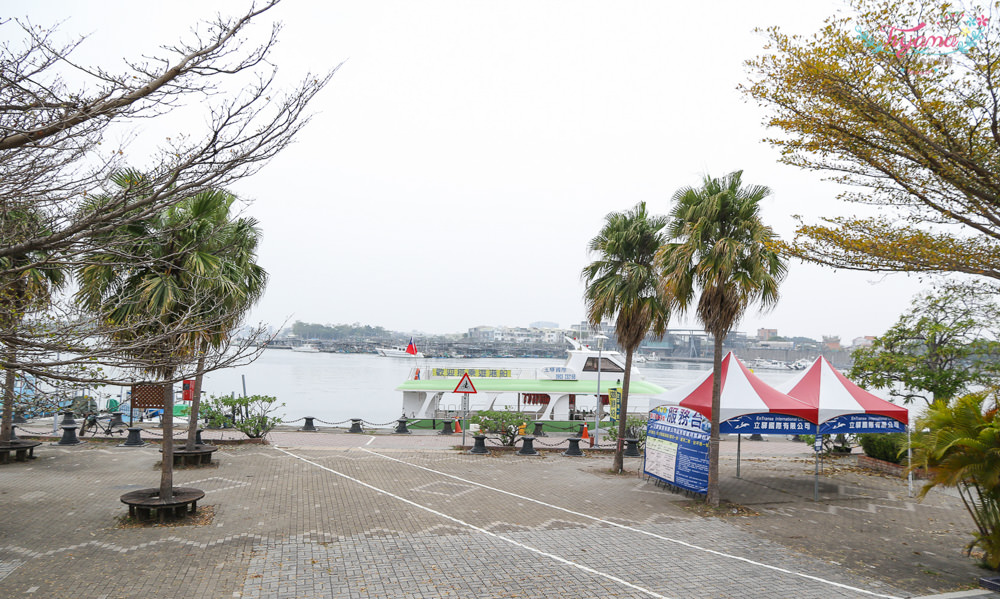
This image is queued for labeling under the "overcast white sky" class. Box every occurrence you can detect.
[17,0,943,343]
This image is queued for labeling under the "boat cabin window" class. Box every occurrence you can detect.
[582,357,624,372]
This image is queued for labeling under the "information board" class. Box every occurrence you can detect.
[644,406,710,495]
[609,387,622,425]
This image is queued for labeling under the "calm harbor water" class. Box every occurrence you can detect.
[197,350,802,426]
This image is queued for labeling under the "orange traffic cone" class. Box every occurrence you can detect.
[581,424,590,440]
[454,417,462,433]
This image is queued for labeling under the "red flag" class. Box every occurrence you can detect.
[406,337,418,355]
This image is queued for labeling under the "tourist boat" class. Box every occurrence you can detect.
[746,358,793,370]
[397,337,666,420]
[376,338,424,358]
[291,344,320,353]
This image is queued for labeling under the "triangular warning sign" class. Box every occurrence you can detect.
[453,372,477,394]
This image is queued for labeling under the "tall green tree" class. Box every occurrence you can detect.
[850,282,1000,406]
[178,190,267,451]
[657,171,786,506]
[744,0,1000,278]
[911,390,1000,569]
[77,172,260,501]
[0,205,64,443]
[582,202,670,473]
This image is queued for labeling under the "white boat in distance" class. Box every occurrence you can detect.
[397,336,665,420]
[376,338,424,358]
[292,344,320,353]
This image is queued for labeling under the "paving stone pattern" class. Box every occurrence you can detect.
[0,432,993,598]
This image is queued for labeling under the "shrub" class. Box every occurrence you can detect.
[470,410,525,446]
[606,416,648,450]
[202,394,284,438]
[857,432,907,464]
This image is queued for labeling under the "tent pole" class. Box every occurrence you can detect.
[736,433,741,478]
[907,426,913,498]
[814,449,819,502]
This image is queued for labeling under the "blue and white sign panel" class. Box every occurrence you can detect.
[819,414,906,434]
[719,413,814,435]
[645,406,710,495]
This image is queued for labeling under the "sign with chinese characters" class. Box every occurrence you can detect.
[609,388,622,425]
[644,405,710,495]
[819,414,906,434]
[432,368,512,378]
[539,366,577,381]
[718,413,814,435]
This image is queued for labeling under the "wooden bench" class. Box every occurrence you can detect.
[0,441,41,464]
[162,444,219,466]
[120,487,205,522]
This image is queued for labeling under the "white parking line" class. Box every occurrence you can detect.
[272,445,673,599]
[363,449,902,599]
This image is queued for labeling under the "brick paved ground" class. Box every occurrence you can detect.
[0,426,996,599]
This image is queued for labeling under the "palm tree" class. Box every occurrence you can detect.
[0,206,65,444]
[582,202,670,473]
[176,190,267,451]
[77,172,262,501]
[657,171,786,506]
[911,390,1000,568]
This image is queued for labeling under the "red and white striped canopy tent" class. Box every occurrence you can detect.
[779,356,908,432]
[651,352,818,426]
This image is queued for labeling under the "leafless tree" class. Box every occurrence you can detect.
[0,1,337,427]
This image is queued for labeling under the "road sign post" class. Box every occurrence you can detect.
[453,374,477,448]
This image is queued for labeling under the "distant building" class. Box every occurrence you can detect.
[852,336,876,348]
[822,335,842,350]
[757,328,778,341]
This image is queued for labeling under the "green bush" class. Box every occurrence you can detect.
[606,416,648,450]
[202,394,284,438]
[857,432,907,464]
[470,410,525,446]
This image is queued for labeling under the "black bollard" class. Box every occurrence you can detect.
[57,424,81,445]
[577,423,585,436]
[517,436,539,456]
[299,417,319,432]
[624,438,642,457]
[109,412,125,427]
[394,418,411,434]
[563,437,585,457]
[196,429,204,445]
[532,421,547,437]
[749,434,764,441]
[119,427,146,447]
[9,426,18,441]
[438,420,454,435]
[59,411,77,428]
[468,434,489,455]
[348,419,364,434]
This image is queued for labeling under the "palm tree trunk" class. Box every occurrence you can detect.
[159,383,174,501]
[612,349,634,473]
[2,351,15,444]
[186,346,206,451]
[707,336,723,507]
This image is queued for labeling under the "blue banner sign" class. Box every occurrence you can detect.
[819,414,906,434]
[719,412,814,435]
[645,406,710,495]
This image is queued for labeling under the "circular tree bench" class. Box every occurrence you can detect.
[120,487,205,522]
[0,440,41,464]
[161,444,219,466]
